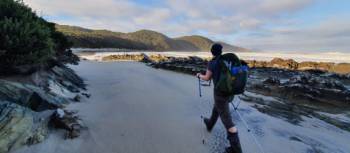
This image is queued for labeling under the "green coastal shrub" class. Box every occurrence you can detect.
[0,0,54,66]
[47,22,78,65]
[0,0,76,74]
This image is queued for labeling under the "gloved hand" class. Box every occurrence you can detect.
[196,73,201,78]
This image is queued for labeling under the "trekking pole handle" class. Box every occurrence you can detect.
[198,77,202,97]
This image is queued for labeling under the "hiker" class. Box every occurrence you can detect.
[196,43,243,153]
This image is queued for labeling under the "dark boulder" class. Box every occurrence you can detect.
[82,92,91,98]
[73,95,81,102]
[263,77,280,85]
[140,53,154,63]
[0,80,69,111]
[51,109,84,139]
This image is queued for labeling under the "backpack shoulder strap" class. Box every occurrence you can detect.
[221,53,241,67]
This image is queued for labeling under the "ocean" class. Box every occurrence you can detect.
[73,49,350,63]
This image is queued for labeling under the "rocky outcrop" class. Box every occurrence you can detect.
[98,54,208,75]
[142,56,350,107]
[246,58,350,74]
[239,92,350,132]
[0,102,34,153]
[49,65,86,93]
[0,65,86,153]
[101,53,169,63]
[51,109,85,139]
[98,54,350,74]
[151,56,207,75]
[102,54,147,61]
[251,74,350,107]
[0,80,69,111]
[0,102,53,153]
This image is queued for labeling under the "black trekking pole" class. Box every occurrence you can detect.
[230,98,266,153]
[197,76,206,144]
[198,76,202,97]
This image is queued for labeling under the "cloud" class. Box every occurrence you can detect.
[25,0,173,32]
[258,0,314,15]
[133,8,172,26]
[236,16,350,52]
[25,0,313,33]
[28,0,138,18]
[162,0,315,36]
[239,19,262,29]
[23,0,349,52]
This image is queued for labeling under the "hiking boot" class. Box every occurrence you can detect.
[203,118,214,132]
[225,132,242,153]
[225,147,242,153]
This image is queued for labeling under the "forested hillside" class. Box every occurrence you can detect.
[56,25,249,52]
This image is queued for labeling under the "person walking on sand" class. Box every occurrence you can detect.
[196,43,243,153]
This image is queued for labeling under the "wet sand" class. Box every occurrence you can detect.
[13,61,211,153]
[12,61,350,153]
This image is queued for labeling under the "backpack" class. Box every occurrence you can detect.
[214,53,248,96]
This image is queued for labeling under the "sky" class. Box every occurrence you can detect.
[23,0,350,52]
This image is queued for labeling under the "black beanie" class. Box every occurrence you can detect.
[211,43,223,56]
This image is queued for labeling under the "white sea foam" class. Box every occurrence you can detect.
[73,49,350,63]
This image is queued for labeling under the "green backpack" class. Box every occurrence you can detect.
[215,53,248,96]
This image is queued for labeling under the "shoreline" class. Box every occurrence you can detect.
[78,53,350,75]
[73,50,350,63]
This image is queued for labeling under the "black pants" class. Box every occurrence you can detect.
[208,93,235,130]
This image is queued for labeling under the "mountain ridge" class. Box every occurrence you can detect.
[56,24,250,52]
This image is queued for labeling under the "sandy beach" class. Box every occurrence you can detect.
[12,61,212,153]
[12,61,350,153]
